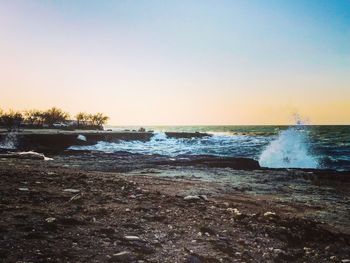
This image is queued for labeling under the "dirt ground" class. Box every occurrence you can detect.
[0,159,349,262]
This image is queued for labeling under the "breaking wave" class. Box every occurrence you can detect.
[259,125,319,169]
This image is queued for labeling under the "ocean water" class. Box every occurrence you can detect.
[70,125,350,171]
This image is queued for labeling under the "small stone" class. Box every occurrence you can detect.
[124,235,141,241]
[77,134,87,141]
[227,208,242,216]
[264,211,276,217]
[184,195,201,201]
[113,251,130,257]
[18,187,29,191]
[341,260,350,263]
[125,208,131,212]
[63,189,80,193]
[45,217,56,223]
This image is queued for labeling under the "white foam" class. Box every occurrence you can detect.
[0,133,17,149]
[259,126,318,169]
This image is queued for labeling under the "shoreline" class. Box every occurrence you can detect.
[0,129,213,153]
[0,159,349,262]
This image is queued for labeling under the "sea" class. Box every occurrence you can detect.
[71,125,350,171]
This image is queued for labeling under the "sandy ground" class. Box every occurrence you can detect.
[0,158,349,263]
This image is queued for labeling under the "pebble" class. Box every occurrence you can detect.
[45,217,56,223]
[63,189,80,193]
[184,195,201,201]
[227,208,242,216]
[264,211,276,217]
[341,260,350,263]
[113,251,130,257]
[18,187,29,191]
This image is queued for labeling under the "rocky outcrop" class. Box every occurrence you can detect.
[0,132,154,153]
[154,155,261,170]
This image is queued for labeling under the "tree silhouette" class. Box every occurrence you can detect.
[91,113,109,127]
[75,112,90,126]
[0,110,23,131]
[43,107,69,126]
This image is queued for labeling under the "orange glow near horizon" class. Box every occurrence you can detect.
[0,1,349,125]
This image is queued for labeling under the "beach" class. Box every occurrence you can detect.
[0,129,349,262]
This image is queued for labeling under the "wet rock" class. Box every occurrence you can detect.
[165,132,211,139]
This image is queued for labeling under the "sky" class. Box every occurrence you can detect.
[0,0,349,125]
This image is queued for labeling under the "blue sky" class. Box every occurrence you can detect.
[0,0,349,124]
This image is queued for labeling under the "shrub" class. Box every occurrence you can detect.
[0,110,23,131]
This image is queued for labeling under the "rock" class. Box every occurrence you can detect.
[227,208,242,216]
[199,195,208,201]
[165,132,211,139]
[184,195,201,201]
[77,135,87,141]
[18,187,29,191]
[264,211,276,217]
[109,251,134,262]
[113,251,129,257]
[124,235,141,241]
[341,260,350,263]
[45,217,56,223]
[63,189,80,193]
[0,151,53,161]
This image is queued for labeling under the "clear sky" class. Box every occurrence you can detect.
[0,0,349,125]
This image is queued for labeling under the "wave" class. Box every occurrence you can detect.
[259,125,319,169]
[69,132,269,158]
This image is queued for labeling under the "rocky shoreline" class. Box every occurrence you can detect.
[0,155,349,262]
